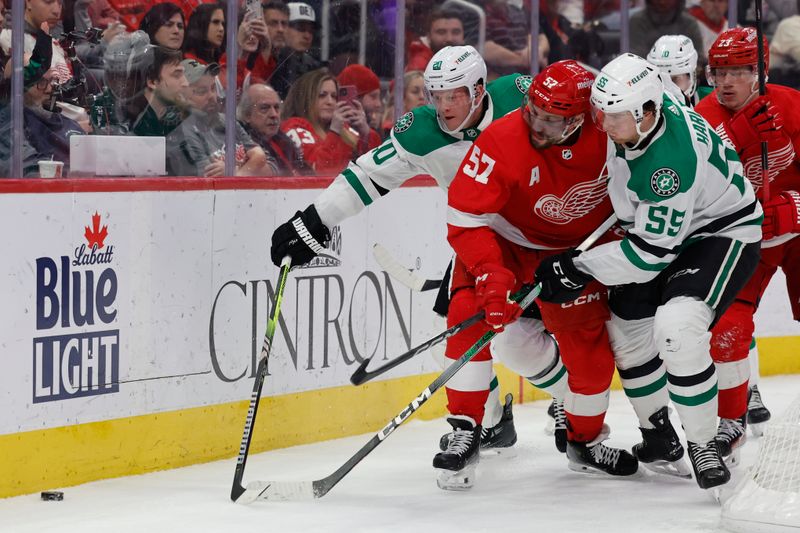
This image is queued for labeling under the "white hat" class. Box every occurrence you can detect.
[288,2,316,24]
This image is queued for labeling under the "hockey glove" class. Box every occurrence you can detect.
[270,204,331,267]
[475,263,522,331]
[762,190,800,241]
[535,250,594,304]
[725,95,785,152]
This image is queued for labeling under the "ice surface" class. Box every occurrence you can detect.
[2,375,799,533]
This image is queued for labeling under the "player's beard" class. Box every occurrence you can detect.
[529,129,558,150]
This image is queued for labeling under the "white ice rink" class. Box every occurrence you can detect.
[2,374,799,533]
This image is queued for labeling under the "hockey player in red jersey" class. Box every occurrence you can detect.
[442,60,684,482]
[695,27,800,461]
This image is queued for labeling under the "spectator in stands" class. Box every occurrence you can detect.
[770,11,800,69]
[337,63,384,136]
[0,0,73,83]
[238,83,312,175]
[629,0,704,61]
[102,29,154,131]
[73,0,122,31]
[169,58,272,177]
[131,46,187,137]
[481,0,549,78]
[286,2,315,54]
[263,1,289,52]
[23,67,86,175]
[184,3,273,92]
[184,3,225,64]
[406,8,464,72]
[381,70,425,137]
[281,68,377,174]
[688,0,729,53]
[140,2,185,51]
[269,2,321,98]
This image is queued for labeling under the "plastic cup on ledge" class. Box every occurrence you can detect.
[38,160,64,178]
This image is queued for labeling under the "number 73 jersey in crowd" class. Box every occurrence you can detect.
[447,109,614,271]
[573,93,764,287]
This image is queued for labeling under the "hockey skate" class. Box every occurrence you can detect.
[544,398,567,453]
[434,416,481,490]
[566,424,639,477]
[687,440,730,497]
[747,385,771,437]
[715,415,746,467]
[439,394,517,455]
[632,407,692,479]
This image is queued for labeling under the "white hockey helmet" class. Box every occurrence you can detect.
[424,45,487,133]
[591,53,664,146]
[647,35,698,99]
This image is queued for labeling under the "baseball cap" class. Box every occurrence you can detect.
[337,64,380,97]
[181,59,221,85]
[288,2,316,24]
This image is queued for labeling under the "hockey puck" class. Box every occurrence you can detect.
[40,491,63,501]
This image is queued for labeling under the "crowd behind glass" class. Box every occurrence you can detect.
[1,0,798,178]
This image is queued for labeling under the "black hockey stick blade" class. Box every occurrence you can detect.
[237,283,543,503]
[231,256,292,503]
[349,309,485,386]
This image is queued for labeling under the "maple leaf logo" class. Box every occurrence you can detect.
[85,211,109,249]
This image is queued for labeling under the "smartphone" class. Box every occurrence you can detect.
[245,0,264,22]
[338,85,358,105]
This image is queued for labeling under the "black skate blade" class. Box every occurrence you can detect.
[641,459,692,479]
[436,464,477,491]
[479,446,517,459]
[567,461,643,479]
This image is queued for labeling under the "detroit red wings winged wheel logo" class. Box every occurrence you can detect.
[533,166,609,224]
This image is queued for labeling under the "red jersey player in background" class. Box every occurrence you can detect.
[441,60,686,483]
[695,27,800,461]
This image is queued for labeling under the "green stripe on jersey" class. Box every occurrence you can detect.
[623,374,668,398]
[706,240,743,308]
[620,239,671,271]
[343,168,373,206]
[670,383,718,406]
[535,364,567,390]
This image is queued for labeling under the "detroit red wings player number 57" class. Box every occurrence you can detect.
[444,60,686,484]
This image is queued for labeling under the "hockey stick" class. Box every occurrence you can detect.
[755,0,770,202]
[231,256,292,503]
[351,216,618,386]
[372,243,442,292]
[232,215,617,504]
[236,284,542,503]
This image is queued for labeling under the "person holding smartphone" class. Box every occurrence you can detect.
[337,64,384,139]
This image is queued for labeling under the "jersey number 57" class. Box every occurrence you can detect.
[462,145,496,184]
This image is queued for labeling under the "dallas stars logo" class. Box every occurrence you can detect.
[515,75,533,93]
[394,112,414,133]
[650,167,680,197]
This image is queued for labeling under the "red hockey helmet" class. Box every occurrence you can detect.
[526,60,595,118]
[708,27,769,72]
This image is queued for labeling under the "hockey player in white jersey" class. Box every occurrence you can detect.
[534,54,763,492]
[269,46,570,483]
[647,35,706,107]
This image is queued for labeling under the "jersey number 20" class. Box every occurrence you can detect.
[462,145,496,184]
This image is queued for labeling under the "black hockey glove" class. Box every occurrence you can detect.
[534,250,594,304]
[270,204,331,267]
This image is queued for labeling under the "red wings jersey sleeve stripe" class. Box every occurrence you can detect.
[447,111,614,274]
[695,84,800,199]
